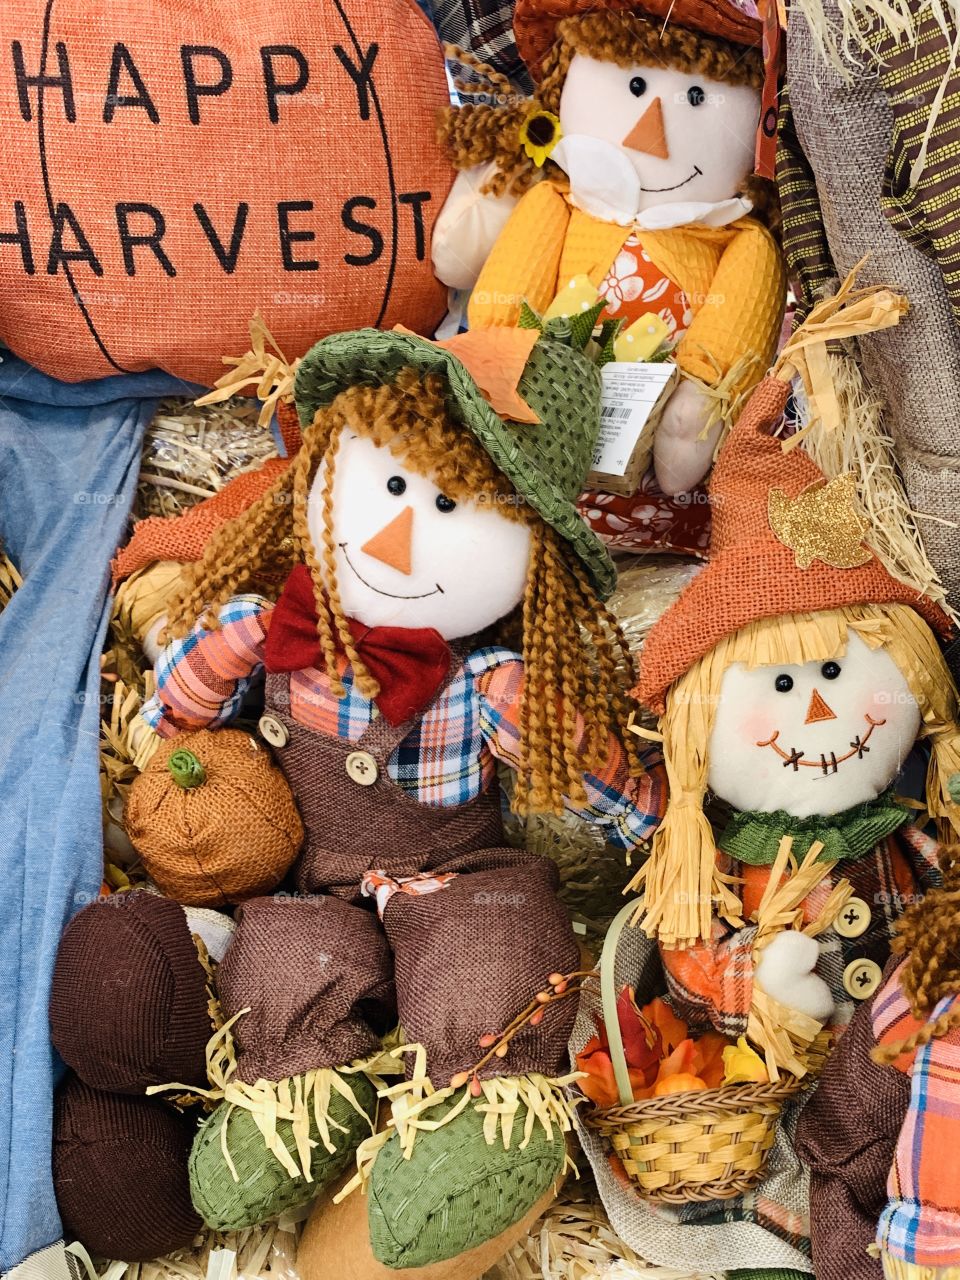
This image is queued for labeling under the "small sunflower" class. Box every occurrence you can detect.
[519,108,562,167]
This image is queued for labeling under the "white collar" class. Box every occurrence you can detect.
[551,134,752,230]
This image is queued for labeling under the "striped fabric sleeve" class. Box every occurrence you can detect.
[475,657,667,849]
[140,595,271,737]
[661,915,758,1038]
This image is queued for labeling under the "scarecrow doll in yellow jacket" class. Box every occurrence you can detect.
[439,0,786,496]
[622,372,960,1279]
[48,321,666,1268]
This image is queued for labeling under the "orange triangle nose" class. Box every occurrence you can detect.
[361,506,413,575]
[622,96,669,159]
[805,689,837,724]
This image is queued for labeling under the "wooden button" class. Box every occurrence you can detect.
[834,897,872,939]
[345,750,378,786]
[843,958,883,1000]
[258,714,289,749]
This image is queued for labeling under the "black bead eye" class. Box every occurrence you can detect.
[629,76,647,97]
[821,661,842,680]
[687,85,705,106]
[775,674,794,693]
[386,476,406,496]
[435,494,457,513]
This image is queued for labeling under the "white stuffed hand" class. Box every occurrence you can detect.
[755,931,835,1022]
[653,378,722,496]
[143,615,168,665]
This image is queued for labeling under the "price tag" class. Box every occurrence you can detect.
[592,362,678,480]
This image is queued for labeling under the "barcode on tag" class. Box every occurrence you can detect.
[592,361,677,476]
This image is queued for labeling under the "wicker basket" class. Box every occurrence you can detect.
[582,902,805,1204]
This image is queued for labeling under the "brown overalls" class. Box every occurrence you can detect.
[217,655,580,1089]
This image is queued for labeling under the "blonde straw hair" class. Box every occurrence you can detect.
[167,369,642,817]
[631,603,960,948]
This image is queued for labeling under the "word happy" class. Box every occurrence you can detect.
[1,39,432,276]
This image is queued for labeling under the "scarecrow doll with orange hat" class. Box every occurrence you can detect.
[438,0,786,497]
[48,319,666,1269]
[619,350,960,1276]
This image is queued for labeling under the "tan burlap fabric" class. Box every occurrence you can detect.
[787,12,960,606]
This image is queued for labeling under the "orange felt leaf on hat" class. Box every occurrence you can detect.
[394,325,541,424]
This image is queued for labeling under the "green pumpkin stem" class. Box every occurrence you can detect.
[168,748,206,790]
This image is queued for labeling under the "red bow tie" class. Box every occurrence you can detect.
[263,564,451,726]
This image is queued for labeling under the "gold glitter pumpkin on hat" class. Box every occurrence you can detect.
[124,729,304,907]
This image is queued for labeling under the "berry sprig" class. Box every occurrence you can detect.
[450,969,598,1095]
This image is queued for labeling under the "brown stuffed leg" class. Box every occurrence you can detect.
[379,849,578,1086]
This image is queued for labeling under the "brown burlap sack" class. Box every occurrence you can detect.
[0,0,452,384]
[786,11,960,605]
[124,729,304,906]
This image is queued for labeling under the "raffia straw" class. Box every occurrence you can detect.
[788,0,960,77]
[796,347,956,621]
[490,1188,723,1280]
[195,313,299,429]
[136,397,279,522]
[774,258,908,431]
[679,350,759,453]
[747,837,853,1079]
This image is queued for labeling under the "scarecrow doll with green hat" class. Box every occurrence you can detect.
[48,318,666,1268]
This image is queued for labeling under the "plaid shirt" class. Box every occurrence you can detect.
[663,824,942,1040]
[425,0,532,92]
[142,595,665,850]
[875,964,960,1269]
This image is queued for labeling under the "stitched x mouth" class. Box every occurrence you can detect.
[639,165,703,194]
[756,714,886,777]
[340,544,443,601]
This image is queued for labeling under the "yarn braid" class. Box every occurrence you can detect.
[167,370,644,817]
[872,848,960,1064]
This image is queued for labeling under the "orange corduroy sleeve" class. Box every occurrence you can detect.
[467,181,571,328]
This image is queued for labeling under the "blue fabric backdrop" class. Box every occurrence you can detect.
[0,357,199,1271]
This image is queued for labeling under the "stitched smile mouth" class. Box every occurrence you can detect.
[639,165,702,194]
[756,714,886,777]
[340,544,443,601]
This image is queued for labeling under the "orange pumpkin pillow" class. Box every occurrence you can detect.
[0,0,453,383]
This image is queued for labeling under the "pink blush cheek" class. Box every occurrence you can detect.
[868,690,891,717]
[738,712,775,743]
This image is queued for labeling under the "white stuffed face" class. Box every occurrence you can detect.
[707,631,922,818]
[306,429,532,639]
[559,55,759,210]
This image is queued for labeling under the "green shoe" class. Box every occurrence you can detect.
[368,1091,567,1269]
[189,1072,376,1230]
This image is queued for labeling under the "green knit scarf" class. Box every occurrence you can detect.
[719,790,912,866]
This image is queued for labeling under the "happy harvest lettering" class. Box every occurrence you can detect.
[1,39,432,277]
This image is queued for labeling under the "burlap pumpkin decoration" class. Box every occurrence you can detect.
[125,729,303,907]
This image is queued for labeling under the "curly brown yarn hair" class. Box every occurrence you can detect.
[438,12,765,199]
[872,846,960,1065]
[166,369,643,816]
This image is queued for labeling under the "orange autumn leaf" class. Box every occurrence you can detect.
[653,1072,708,1096]
[654,1037,698,1087]
[575,1040,652,1107]
[691,1031,729,1089]
[641,996,689,1055]
[616,986,662,1084]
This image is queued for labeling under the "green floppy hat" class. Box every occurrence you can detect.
[294,325,617,600]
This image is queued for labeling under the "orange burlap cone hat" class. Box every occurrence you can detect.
[635,375,953,716]
[514,0,763,79]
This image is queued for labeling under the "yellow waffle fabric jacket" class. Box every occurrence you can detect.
[469,181,786,407]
